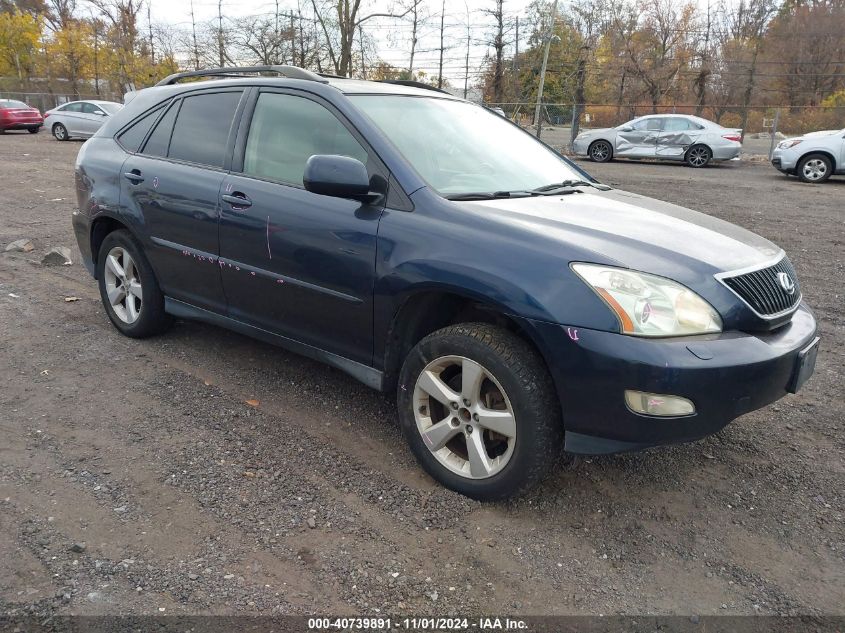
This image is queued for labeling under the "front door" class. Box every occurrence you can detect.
[119,89,246,313]
[616,117,662,158]
[218,89,386,365]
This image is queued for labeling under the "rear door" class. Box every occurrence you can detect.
[616,117,662,157]
[59,102,86,135]
[656,117,700,159]
[217,88,387,365]
[118,88,247,314]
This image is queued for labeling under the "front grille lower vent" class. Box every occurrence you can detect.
[721,256,801,317]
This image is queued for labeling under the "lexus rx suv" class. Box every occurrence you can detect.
[72,66,819,500]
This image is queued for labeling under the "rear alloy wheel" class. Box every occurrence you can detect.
[52,123,68,141]
[797,154,832,183]
[589,140,613,163]
[685,144,712,168]
[397,323,563,500]
[97,230,171,338]
[28,127,39,134]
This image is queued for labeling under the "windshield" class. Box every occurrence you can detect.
[350,95,587,196]
[98,102,122,114]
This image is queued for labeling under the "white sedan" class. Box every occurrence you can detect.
[43,100,123,141]
[572,114,742,168]
[771,129,845,183]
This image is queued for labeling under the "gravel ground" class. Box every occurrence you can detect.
[0,131,843,619]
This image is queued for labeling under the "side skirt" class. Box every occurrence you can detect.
[164,298,385,391]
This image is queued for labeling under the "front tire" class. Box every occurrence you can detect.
[797,154,832,183]
[97,230,171,338]
[685,144,712,168]
[52,123,68,141]
[397,323,563,500]
[588,140,613,163]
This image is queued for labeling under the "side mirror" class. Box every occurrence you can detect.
[620,125,634,132]
[303,155,377,203]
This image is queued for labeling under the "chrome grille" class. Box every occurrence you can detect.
[721,256,801,317]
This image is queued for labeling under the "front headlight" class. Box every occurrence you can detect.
[777,139,802,150]
[572,263,722,337]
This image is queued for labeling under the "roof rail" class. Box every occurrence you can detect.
[377,80,450,94]
[154,65,329,87]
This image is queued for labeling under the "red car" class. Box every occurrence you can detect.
[0,99,44,134]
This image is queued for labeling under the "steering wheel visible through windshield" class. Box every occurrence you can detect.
[349,95,588,197]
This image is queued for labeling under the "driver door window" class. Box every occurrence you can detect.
[243,92,368,186]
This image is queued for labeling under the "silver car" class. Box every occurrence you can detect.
[43,100,123,141]
[573,114,742,168]
[771,128,845,183]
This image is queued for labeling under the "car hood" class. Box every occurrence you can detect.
[455,188,781,278]
[791,129,843,141]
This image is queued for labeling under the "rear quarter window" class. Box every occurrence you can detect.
[117,104,167,153]
[167,92,242,168]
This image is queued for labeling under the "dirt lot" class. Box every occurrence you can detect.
[1,131,843,619]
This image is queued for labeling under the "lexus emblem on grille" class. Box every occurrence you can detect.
[778,272,796,295]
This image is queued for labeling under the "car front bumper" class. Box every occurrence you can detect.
[523,303,818,454]
[771,149,797,173]
[571,137,591,156]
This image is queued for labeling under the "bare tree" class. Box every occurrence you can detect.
[482,0,507,103]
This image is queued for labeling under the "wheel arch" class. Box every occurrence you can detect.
[588,138,614,159]
[89,215,136,279]
[798,149,837,172]
[381,287,551,394]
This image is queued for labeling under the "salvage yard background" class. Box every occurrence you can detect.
[0,132,843,617]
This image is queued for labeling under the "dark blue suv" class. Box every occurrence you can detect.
[72,66,819,500]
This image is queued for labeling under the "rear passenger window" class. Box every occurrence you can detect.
[167,92,242,168]
[142,102,179,158]
[242,92,368,185]
[663,118,693,132]
[118,105,166,153]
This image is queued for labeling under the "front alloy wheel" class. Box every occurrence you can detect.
[797,154,831,183]
[413,355,517,479]
[589,140,612,163]
[397,323,563,500]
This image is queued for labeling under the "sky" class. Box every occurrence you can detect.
[149,0,537,87]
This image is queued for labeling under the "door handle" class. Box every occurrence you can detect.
[123,170,144,184]
[222,192,252,209]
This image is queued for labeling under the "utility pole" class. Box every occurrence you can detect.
[92,16,100,96]
[534,0,558,139]
[190,0,200,70]
[218,0,225,67]
[463,2,470,99]
[512,16,518,107]
[437,0,445,89]
[147,3,155,66]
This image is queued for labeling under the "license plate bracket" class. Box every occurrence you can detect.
[788,337,820,394]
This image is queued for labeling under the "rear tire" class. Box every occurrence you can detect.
[397,323,563,500]
[28,127,40,134]
[588,140,613,163]
[685,144,712,168]
[52,123,68,141]
[97,230,172,338]
[796,153,832,183]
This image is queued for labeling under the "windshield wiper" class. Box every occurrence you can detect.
[445,190,537,201]
[531,179,612,194]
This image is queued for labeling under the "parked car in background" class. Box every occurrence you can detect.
[573,114,742,168]
[771,128,845,183]
[44,100,123,141]
[0,99,43,134]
